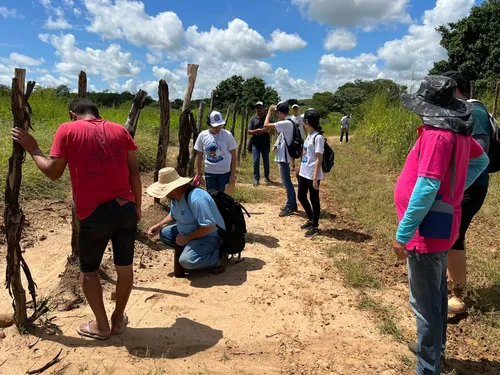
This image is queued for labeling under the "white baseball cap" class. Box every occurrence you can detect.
[209,111,226,127]
[255,101,264,107]
[292,104,299,109]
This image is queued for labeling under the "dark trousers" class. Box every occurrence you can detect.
[340,131,349,143]
[252,144,270,182]
[452,185,488,250]
[297,176,321,227]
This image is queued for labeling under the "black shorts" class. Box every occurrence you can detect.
[452,185,488,251]
[79,200,138,273]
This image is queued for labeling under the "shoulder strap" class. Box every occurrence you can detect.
[183,185,198,212]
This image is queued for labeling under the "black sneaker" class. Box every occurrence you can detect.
[279,207,295,217]
[264,178,272,185]
[301,221,313,230]
[305,227,319,237]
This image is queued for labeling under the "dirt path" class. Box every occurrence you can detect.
[0,180,410,375]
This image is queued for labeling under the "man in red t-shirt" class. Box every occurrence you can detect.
[12,98,142,340]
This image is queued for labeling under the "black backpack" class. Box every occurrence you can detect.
[284,118,304,161]
[313,134,335,173]
[185,186,250,262]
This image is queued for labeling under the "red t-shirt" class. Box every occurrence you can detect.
[394,125,484,253]
[50,119,138,220]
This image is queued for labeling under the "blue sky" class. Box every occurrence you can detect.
[0,0,480,99]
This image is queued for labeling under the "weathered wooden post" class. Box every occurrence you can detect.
[176,64,198,177]
[210,90,215,111]
[124,89,148,138]
[70,72,88,262]
[493,82,500,119]
[225,106,231,127]
[238,108,246,164]
[4,68,38,328]
[154,80,170,205]
[230,103,238,136]
[243,108,250,159]
[188,101,206,177]
[78,71,87,98]
[470,81,476,99]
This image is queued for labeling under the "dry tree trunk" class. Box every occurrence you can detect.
[210,90,215,111]
[78,71,87,98]
[188,101,206,177]
[493,82,500,119]
[177,64,199,177]
[243,109,250,159]
[4,68,37,328]
[124,90,148,138]
[154,80,170,204]
[238,108,246,164]
[230,103,238,136]
[470,81,476,100]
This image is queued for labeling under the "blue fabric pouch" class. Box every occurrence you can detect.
[419,194,454,239]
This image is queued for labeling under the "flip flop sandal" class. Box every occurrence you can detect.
[112,314,129,335]
[77,321,111,340]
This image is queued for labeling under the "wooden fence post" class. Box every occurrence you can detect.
[238,108,246,164]
[230,103,238,136]
[493,82,500,119]
[243,108,250,159]
[4,68,38,328]
[210,90,215,111]
[78,71,87,98]
[188,101,206,177]
[470,81,476,99]
[177,64,199,177]
[70,72,87,262]
[124,89,148,138]
[154,79,170,204]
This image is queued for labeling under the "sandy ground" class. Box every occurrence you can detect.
[0,179,413,375]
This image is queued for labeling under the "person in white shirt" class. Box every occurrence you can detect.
[291,104,306,172]
[264,102,298,217]
[195,111,238,193]
[340,114,351,144]
[297,109,325,237]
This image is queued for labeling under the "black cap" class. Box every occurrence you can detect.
[304,109,321,121]
[276,101,289,114]
[442,71,469,96]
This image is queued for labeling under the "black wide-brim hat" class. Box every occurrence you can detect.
[401,76,473,118]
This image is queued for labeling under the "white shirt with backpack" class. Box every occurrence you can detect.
[299,131,325,181]
[274,117,294,163]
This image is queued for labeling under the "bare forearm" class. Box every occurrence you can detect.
[187,225,216,242]
[130,172,142,209]
[230,150,237,174]
[314,154,323,180]
[159,215,175,227]
[30,149,64,180]
[196,153,203,176]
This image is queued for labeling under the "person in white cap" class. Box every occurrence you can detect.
[195,111,238,193]
[147,167,226,276]
[291,104,306,172]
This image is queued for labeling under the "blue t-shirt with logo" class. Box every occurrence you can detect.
[170,188,225,236]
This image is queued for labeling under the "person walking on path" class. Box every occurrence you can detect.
[248,101,272,186]
[442,71,492,315]
[12,98,142,340]
[195,110,238,194]
[340,114,351,144]
[297,109,324,237]
[393,76,489,375]
[291,104,306,172]
[265,102,298,217]
[147,168,226,277]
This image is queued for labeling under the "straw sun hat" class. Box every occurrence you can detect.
[146,167,193,199]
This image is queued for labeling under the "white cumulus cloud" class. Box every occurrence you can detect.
[38,33,141,82]
[36,74,71,87]
[272,68,314,99]
[293,0,411,28]
[1,52,46,67]
[84,0,185,51]
[0,6,17,18]
[45,16,72,29]
[269,30,307,52]
[324,29,357,51]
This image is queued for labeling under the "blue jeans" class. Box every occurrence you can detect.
[408,250,448,375]
[277,162,297,210]
[252,144,270,182]
[159,224,220,270]
[205,172,231,192]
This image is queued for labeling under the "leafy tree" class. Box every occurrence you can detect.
[242,77,267,108]
[430,0,500,92]
[171,98,183,110]
[214,75,245,108]
[264,86,280,107]
[311,92,335,117]
[287,98,299,106]
[55,85,71,97]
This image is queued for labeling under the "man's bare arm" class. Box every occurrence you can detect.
[127,150,142,218]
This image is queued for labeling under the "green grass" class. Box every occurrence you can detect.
[359,295,405,342]
[378,317,404,342]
